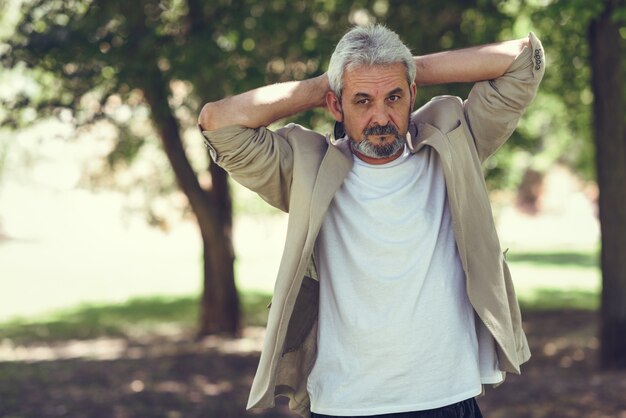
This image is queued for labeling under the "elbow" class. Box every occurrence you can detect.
[198,102,218,132]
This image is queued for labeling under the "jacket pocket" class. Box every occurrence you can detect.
[283,275,319,354]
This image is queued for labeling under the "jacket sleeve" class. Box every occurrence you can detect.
[200,124,294,212]
[464,32,545,162]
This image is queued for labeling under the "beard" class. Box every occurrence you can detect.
[349,123,405,159]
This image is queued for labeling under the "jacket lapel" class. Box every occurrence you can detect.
[409,122,442,152]
[306,138,353,240]
[409,122,468,270]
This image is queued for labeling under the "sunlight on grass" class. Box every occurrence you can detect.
[0,169,602,344]
[0,292,273,345]
[0,246,601,345]
[519,288,598,311]
[507,249,600,310]
[0,296,199,344]
[0,255,601,346]
[506,250,599,268]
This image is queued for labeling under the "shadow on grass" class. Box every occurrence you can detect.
[506,250,599,268]
[0,292,272,345]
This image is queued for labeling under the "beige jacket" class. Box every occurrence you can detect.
[202,33,545,418]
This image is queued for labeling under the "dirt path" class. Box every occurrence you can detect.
[478,310,626,418]
[1,310,625,418]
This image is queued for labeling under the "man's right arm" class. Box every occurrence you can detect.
[197,74,330,213]
[198,74,329,131]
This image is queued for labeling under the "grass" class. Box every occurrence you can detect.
[507,249,600,311]
[506,250,599,269]
[0,296,200,344]
[0,250,600,345]
[518,288,599,311]
[0,292,272,345]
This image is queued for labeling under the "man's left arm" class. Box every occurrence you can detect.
[413,33,545,161]
[466,33,545,161]
[413,37,530,86]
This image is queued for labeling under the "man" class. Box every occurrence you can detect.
[199,25,544,418]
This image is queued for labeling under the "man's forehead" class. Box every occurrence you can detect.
[343,63,409,94]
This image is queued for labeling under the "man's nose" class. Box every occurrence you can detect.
[369,102,390,126]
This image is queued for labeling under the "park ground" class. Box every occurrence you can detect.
[1,164,625,417]
[0,308,625,417]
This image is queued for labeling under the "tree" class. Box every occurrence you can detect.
[0,0,360,336]
[589,0,626,369]
[532,0,626,368]
[1,0,242,336]
[1,0,518,336]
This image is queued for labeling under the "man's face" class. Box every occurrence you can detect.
[327,63,416,164]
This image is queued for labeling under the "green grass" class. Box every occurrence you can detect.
[0,295,200,344]
[0,292,272,345]
[0,250,601,345]
[506,250,599,269]
[519,288,599,311]
[507,249,600,311]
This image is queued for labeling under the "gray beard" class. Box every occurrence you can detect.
[350,135,404,159]
[349,124,405,159]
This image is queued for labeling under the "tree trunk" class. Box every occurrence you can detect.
[589,0,626,369]
[199,162,239,336]
[140,66,240,337]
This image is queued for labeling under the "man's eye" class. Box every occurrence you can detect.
[357,99,369,105]
[388,95,400,102]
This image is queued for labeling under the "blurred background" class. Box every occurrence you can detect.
[0,0,625,417]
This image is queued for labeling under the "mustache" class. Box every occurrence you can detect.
[363,124,399,137]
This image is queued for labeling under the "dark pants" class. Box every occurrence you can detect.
[311,398,483,418]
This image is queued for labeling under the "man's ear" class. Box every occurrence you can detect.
[410,82,417,112]
[326,91,343,122]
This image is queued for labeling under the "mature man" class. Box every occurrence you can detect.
[199,25,544,418]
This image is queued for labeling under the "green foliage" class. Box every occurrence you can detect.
[106,125,145,168]
[526,0,626,181]
[1,0,519,173]
[4,0,619,199]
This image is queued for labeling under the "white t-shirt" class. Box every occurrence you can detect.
[308,145,503,416]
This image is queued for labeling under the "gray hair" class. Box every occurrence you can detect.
[327,24,416,97]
